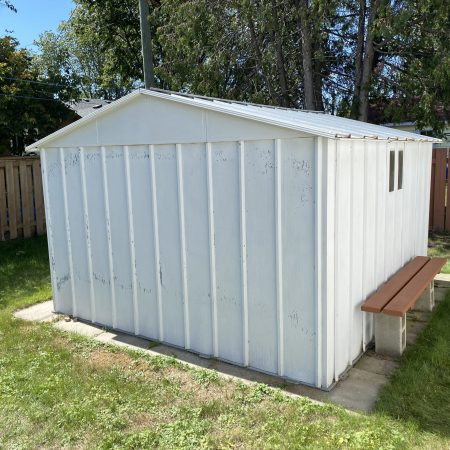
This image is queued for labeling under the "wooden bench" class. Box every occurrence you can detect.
[361,256,446,357]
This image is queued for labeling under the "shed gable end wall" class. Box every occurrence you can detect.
[42,95,310,149]
[42,136,319,386]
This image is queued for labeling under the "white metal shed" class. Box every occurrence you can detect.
[27,89,439,389]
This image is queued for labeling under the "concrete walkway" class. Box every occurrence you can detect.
[14,278,449,413]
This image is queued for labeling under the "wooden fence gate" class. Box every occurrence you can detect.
[0,157,46,241]
[429,148,449,232]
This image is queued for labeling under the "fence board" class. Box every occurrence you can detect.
[0,168,7,240]
[0,156,46,240]
[5,162,18,239]
[429,148,449,232]
[32,159,45,235]
[429,151,435,228]
[20,163,31,237]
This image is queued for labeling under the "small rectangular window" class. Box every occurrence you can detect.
[398,150,403,189]
[389,150,395,192]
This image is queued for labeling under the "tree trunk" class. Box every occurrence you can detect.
[271,0,290,106]
[313,44,325,111]
[358,0,380,121]
[351,0,366,118]
[296,0,320,110]
[247,13,278,104]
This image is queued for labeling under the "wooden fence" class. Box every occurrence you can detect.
[429,147,449,231]
[0,157,46,241]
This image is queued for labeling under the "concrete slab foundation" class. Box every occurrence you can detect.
[13,289,448,413]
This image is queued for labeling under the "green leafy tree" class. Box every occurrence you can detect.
[0,36,77,155]
[34,3,139,100]
[28,0,450,132]
[0,1,16,12]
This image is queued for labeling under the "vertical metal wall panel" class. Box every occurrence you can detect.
[212,143,244,361]
[128,145,159,339]
[181,143,213,355]
[322,138,336,388]
[375,143,388,283]
[413,144,424,254]
[280,137,316,383]
[422,144,433,254]
[384,143,396,278]
[393,144,404,270]
[40,150,60,312]
[334,142,351,377]
[403,144,415,261]
[210,142,244,364]
[63,148,91,319]
[419,143,431,255]
[105,147,134,333]
[83,148,113,327]
[244,140,278,375]
[44,148,73,314]
[153,144,185,347]
[361,141,378,349]
[349,141,364,361]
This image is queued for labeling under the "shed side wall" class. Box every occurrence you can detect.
[333,140,432,378]
[42,136,318,386]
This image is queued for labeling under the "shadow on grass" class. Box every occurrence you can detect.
[0,235,51,311]
[375,291,450,437]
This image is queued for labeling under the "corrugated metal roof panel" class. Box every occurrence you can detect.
[149,89,439,142]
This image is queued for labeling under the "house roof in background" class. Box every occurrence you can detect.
[66,98,112,118]
[27,89,441,150]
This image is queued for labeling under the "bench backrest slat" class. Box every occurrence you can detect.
[361,256,430,313]
[382,258,447,317]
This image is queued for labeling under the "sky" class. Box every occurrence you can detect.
[0,0,74,51]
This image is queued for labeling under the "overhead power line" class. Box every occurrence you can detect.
[0,93,63,102]
[0,76,68,88]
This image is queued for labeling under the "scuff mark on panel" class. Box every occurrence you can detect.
[85,151,101,162]
[291,157,312,176]
[93,272,110,286]
[63,152,80,174]
[129,150,150,161]
[301,184,313,204]
[56,273,70,291]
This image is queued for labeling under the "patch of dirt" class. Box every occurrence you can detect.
[164,366,236,403]
[88,349,134,370]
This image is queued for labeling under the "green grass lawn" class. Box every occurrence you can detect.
[428,231,450,273]
[1,236,449,449]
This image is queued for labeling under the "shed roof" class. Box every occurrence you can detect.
[26,88,440,150]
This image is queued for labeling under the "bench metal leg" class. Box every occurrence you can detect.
[375,314,406,357]
[414,282,435,312]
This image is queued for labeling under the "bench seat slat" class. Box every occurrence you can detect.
[383,258,447,317]
[361,256,430,313]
